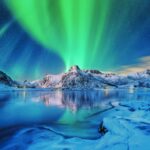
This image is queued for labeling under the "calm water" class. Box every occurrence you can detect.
[0,88,150,149]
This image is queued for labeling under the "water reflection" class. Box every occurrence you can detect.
[0,89,149,127]
[0,89,150,148]
[0,89,150,112]
[20,89,150,109]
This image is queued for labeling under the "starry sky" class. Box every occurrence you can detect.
[0,0,150,80]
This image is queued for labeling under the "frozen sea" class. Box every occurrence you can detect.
[0,88,150,150]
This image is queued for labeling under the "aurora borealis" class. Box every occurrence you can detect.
[0,0,150,79]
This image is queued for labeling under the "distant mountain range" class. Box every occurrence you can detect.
[0,65,150,90]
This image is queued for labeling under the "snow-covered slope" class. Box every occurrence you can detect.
[127,70,150,88]
[1,66,150,89]
[28,66,150,89]
[31,74,63,88]
[31,65,118,89]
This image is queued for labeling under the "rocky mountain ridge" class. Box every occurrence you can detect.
[0,65,150,89]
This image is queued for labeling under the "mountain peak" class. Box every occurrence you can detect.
[1,67,150,89]
[69,65,80,72]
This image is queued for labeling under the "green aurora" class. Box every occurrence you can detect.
[6,0,111,71]
[3,0,150,77]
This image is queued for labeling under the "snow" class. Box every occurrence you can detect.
[1,98,150,150]
[95,100,150,150]
[27,67,150,89]
[34,74,63,88]
[0,83,15,91]
[0,66,150,89]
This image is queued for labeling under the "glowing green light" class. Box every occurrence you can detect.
[6,0,113,70]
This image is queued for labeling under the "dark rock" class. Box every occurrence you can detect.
[99,122,108,135]
[146,69,150,75]
[0,71,14,86]
[85,70,102,74]
[69,65,80,72]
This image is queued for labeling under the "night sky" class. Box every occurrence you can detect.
[0,0,150,80]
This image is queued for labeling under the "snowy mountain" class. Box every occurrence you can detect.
[30,65,118,89]
[0,66,150,89]
[27,66,150,89]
